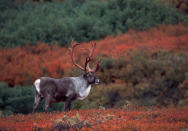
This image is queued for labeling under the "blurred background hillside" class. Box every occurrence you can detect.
[0,0,188,115]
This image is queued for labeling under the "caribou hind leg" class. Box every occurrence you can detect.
[33,79,43,113]
[33,91,42,113]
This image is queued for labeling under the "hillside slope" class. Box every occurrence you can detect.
[0,24,187,86]
[0,107,187,130]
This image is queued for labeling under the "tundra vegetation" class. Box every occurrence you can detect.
[0,0,188,130]
[0,0,188,47]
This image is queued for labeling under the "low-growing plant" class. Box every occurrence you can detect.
[1,48,188,114]
[98,51,188,107]
[0,24,187,86]
[0,82,65,114]
[53,113,91,130]
[1,107,188,130]
[0,0,188,47]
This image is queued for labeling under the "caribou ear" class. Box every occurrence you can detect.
[83,73,87,78]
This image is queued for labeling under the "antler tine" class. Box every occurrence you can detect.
[85,57,91,71]
[86,42,102,72]
[89,59,102,72]
[79,42,96,58]
[89,42,96,58]
[84,42,96,71]
[94,59,102,72]
[69,40,85,71]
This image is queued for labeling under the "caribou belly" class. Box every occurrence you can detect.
[77,85,91,100]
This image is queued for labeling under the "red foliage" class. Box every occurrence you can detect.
[0,43,72,85]
[0,24,188,85]
[0,107,187,130]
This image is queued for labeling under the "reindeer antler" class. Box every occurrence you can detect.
[69,40,101,72]
[69,40,86,71]
[85,43,101,72]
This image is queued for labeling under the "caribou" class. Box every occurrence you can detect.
[32,41,101,113]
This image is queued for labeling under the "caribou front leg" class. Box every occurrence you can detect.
[64,100,72,111]
[64,95,73,111]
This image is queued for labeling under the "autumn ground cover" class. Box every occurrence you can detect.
[0,24,188,86]
[0,107,187,131]
[0,24,188,130]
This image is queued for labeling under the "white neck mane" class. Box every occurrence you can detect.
[77,85,91,100]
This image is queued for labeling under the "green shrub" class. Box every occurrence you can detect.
[0,82,65,114]
[96,51,188,107]
[0,0,188,47]
[73,84,134,110]
[0,50,188,114]
[0,0,20,30]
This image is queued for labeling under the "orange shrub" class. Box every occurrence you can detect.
[0,43,71,86]
[0,107,187,130]
[0,24,188,86]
